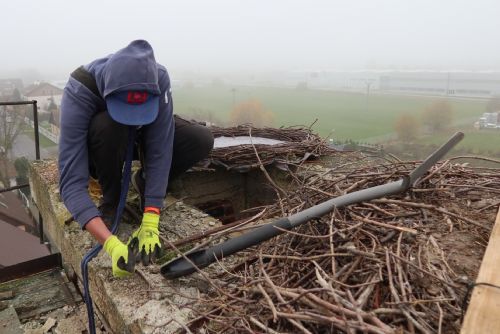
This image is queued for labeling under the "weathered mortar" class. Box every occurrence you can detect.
[29,160,222,334]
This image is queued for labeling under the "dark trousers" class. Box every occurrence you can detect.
[88,112,214,206]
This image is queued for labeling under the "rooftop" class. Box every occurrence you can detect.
[3,126,499,333]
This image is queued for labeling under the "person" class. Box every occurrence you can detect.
[58,40,213,277]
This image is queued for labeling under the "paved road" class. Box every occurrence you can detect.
[11,134,58,160]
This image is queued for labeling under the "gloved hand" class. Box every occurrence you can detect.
[103,235,136,278]
[128,212,161,265]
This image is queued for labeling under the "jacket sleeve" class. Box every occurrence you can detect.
[58,78,101,229]
[142,71,174,208]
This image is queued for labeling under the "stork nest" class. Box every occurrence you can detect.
[168,153,500,334]
[204,125,335,172]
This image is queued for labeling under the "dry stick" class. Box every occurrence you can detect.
[344,179,368,193]
[172,319,195,334]
[416,160,449,185]
[478,201,500,213]
[346,289,368,334]
[277,288,393,334]
[356,274,380,309]
[396,233,408,303]
[159,208,267,252]
[212,208,267,237]
[248,127,288,215]
[337,257,361,282]
[258,253,314,334]
[436,302,444,334]
[350,212,418,234]
[248,316,283,334]
[261,253,351,261]
[372,199,490,230]
[388,252,461,289]
[274,312,385,334]
[304,185,335,197]
[257,283,278,322]
[386,298,455,306]
[385,249,429,334]
[272,225,337,239]
[333,278,383,290]
[363,203,396,217]
[313,265,355,334]
[440,183,500,194]
[163,239,253,306]
[328,213,336,276]
[447,155,500,164]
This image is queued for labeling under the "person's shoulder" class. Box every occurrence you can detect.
[157,63,169,79]
[157,64,171,92]
[85,55,111,75]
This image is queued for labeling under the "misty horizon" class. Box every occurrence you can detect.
[1,0,500,82]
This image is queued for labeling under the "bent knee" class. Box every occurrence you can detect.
[197,126,214,157]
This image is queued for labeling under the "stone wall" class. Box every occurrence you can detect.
[30,160,222,334]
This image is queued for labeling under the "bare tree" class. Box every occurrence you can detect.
[0,103,27,187]
[184,107,224,126]
[229,99,274,127]
[394,114,419,142]
[421,100,453,134]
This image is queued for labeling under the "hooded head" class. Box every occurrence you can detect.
[103,40,160,125]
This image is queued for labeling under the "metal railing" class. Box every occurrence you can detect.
[0,100,44,243]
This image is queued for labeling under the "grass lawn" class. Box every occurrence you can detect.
[23,129,56,148]
[174,86,487,141]
[419,127,500,155]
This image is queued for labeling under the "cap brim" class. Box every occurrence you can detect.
[105,94,159,126]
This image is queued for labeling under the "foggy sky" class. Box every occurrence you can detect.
[1,0,499,79]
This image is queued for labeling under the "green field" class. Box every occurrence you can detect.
[174,85,488,141]
[419,128,500,155]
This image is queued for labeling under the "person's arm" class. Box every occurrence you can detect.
[58,77,103,229]
[126,68,173,266]
[141,68,174,208]
[85,217,112,244]
[59,76,135,277]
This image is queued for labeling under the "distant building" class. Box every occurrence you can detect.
[23,82,64,141]
[48,99,61,138]
[282,70,500,98]
[23,82,64,110]
[379,72,500,98]
[0,78,23,99]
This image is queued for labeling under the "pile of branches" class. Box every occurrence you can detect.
[206,125,334,171]
[181,154,500,334]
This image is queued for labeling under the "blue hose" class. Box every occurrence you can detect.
[81,127,136,334]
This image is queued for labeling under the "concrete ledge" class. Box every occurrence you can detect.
[29,160,222,333]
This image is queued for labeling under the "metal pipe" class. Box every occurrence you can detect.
[161,132,464,279]
[30,100,43,242]
[32,100,40,160]
[0,183,29,193]
[38,211,44,244]
[0,101,37,106]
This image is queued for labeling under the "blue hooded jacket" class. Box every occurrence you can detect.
[58,41,174,229]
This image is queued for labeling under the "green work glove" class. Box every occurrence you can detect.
[128,212,162,266]
[103,235,136,278]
